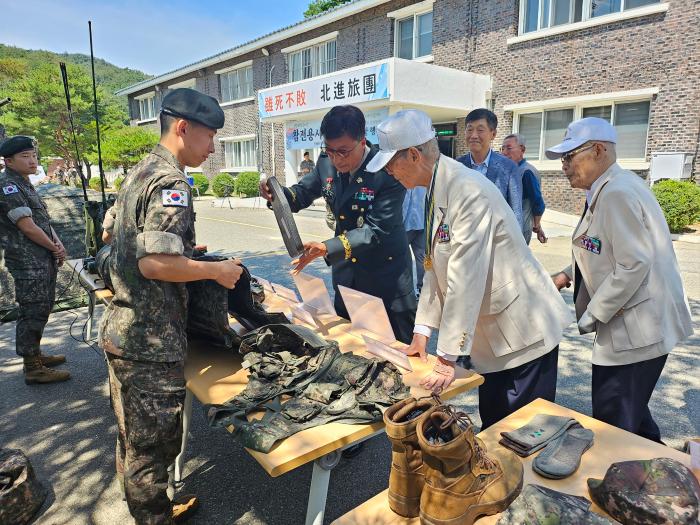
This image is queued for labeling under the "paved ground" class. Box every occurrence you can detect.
[1,201,698,524]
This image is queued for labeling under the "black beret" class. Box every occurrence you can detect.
[160,88,225,130]
[0,135,35,157]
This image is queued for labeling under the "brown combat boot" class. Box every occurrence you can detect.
[384,397,439,517]
[417,405,523,525]
[23,356,70,385]
[39,353,66,367]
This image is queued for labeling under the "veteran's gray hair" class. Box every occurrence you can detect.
[503,133,526,147]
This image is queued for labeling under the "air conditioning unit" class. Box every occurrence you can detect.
[649,152,694,184]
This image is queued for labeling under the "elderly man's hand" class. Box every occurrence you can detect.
[291,242,327,274]
[552,272,571,291]
[259,176,273,202]
[420,356,456,393]
[403,333,428,362]
[534,225,548,244]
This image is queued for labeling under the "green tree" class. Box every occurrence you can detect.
[304,0,351,17]
[3,62,127,174]
[88,126,159,175]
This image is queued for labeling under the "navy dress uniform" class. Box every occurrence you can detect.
[279,145,417,343]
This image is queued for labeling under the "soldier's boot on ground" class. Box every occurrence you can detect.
[172,494,199,523]
[39,353,66,367]
[23,356,70,385]
[384,396,439,517]
[417,405,523,525]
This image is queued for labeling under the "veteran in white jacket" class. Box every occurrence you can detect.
[550,117,693,443]
[367,110,573,428]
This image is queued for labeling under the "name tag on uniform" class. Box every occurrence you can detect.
[162,189,188,207]
[2,184,18,195]
[575,234,601,254]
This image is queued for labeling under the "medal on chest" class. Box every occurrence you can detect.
[322,177,335,201]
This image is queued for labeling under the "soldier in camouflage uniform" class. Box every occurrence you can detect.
[99,88,243,525]
[0,136,70,384]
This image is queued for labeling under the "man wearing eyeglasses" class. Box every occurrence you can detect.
[549,117,692,443]
[259,105,417,343]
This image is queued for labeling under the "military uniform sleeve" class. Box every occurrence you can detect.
[136,180,192,260]
[284,166,324,212]
[324,174,403,264]
[0,186,32,224]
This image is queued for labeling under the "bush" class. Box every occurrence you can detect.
[113,176,125,190]
[190,173,209,195]
[652,179,700,233]
[211,173,236,197]
[88,177,104,192]
[235,171,260,197]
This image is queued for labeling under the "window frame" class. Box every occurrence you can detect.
[394,9,434,61]
[135,92,157,122]
[517,0,664,36]
[512,96,653,166]
[286,39,337,83]
[217,62,254,105]
[220,135,258,172]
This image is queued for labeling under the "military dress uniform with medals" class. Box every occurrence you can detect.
[0,138,58,360]
[279,144,417,343]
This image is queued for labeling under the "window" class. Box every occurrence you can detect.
[220,66,253,103]
[515,100,650,160]
[396,11,433,60]
[288,40,336,82]
[138,95,156,121]
[223,138,257,170]
[520,0,658,33]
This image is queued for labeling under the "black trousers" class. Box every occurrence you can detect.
[478,347,559,430]
[592,354,667,443]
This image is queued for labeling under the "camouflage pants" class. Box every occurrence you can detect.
[107,354,185,525]
[12,266,57,357]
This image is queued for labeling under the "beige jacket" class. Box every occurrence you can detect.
[416,155,573,374]
[566,163,693,366]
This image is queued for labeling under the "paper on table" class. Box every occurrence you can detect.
[338,285,396,345]
[271,283,299,303]
[362,335,412,372]
[690,440,700,471]
[291,303,318,327]
[292,272,336,315]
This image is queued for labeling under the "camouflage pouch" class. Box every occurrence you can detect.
[588,457,700,525]
[0,448,47,525]
[186,278,242,350]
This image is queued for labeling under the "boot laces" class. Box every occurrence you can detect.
[430,394,496,470]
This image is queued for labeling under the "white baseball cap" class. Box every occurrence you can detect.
[545,117,617,160]
[366,110,436,172]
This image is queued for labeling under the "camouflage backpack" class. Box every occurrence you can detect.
[588,457,700,525]
[0,449,47,525]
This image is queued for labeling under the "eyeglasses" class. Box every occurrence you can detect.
[322,141,361,159]
[561,143,596,163]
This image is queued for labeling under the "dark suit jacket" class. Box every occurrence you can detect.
[282,145,416,324]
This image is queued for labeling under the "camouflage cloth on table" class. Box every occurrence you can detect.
[496,484,614,524]
[0,448,47,525]
[206,324,410,452]
[588,457,700,525]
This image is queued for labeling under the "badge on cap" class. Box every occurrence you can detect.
[162,189,188,207]
[2,184,19,195]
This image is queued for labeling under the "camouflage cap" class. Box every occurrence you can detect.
[588,457,700,525]
[0,448,47,525]
[160,88,224,130]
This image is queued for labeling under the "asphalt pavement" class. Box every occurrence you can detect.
[1,200,698,524]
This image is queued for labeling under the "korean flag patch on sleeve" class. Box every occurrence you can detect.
[2,184,19,195]
[162,189,189,207]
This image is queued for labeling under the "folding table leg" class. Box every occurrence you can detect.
[305,450,341,525]
[174,388,194,484]
[87,291,96,339]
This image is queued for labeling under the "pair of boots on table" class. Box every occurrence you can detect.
[23,353,70,384]
[384,396,523,525]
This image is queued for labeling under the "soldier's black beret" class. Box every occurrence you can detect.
[160,88,225,130]
[0,135,35,157]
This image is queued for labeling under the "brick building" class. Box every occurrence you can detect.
[116,0,700,214]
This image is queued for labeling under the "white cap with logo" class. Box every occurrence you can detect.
[366,109,436,173]
[545,117,617,160]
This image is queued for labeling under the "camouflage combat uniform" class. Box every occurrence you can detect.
[0,167,58,357]
[99,144,194,525]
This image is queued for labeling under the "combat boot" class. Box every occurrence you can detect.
[384,397,439,517]
[39,353,66,367]
[417,405,523,525]
[23,356,70,384]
